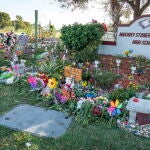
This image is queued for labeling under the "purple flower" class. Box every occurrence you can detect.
[55,92,67,103]
[59,95,67,103]
[98,105,103,109]
[65,84,71,89]
[31,83,37,89]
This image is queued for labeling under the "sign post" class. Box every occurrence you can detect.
[35,10,38,51]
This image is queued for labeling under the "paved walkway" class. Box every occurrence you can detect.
[0,104,72,138]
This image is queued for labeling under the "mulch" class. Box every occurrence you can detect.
[100,55,150,85]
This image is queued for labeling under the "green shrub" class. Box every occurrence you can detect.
[108,87,136,102]
[75,49,99,63]
[61,23,104,51]
[39,59,64,79]
[94,70,121,90]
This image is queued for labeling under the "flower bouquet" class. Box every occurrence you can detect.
[124,49,133,57]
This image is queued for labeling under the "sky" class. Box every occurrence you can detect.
[0,0,109,29]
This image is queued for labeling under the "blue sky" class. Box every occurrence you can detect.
[0,0,109,29]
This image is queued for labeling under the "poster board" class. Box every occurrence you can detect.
[64,66,82,82]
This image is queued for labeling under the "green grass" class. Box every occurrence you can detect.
[0,51,150,150]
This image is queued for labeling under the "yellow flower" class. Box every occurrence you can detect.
[129,82,132,85]
[48,78,58,89]
[128,76,134,80]
[81,81,87,87]
[124,50,130,55]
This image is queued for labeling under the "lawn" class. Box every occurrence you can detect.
[0,51,150,150]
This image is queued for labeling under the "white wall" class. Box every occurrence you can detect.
[98,15,150,59]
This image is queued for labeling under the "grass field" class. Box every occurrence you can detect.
[0,51,150,150]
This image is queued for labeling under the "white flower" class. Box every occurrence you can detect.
[77,98,85,109]
[25,142,32,147]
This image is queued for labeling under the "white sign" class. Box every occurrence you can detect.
[99,15,150,58]
[117,17,150,47]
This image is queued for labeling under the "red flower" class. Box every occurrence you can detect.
[39,73,49,85]
[133,98,139,102]
[92,106,102,116]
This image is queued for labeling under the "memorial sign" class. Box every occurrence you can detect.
[64,66,82,82]
[99,15,150,58]
[117,16,150,47]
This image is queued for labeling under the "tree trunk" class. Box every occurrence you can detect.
[133,0,141,19]
[111,0,121,33]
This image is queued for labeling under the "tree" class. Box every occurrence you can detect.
[122,0,150,19]
[0,12,11,29]
[54,0,150,31]
[49,24,56,36]
[54,0,88,8]
[24,21,32,35]
[107,0,123,32]
[102,0,132,32]
[12,15,26,30]
[16,15,23,21]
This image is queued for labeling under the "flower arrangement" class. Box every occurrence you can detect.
[37,73,49,86]
[55,92,67,103]
[124,49,133,57]
[27,76,45,90]
[81,81,88,87]
[47,78,58,89]
[61,83,75,100]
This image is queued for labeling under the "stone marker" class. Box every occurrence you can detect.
[126,97,150,124]
[0,104,72,138]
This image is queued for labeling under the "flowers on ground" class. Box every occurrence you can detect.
[55,92,67,103]
[27,76,45,89]
[124,49,133,57]
[27,76,37,89]
[47,78,58,89]
[81,81,88,87]
[38,73,49,86]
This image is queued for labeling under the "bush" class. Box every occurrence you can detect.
[94,70,121,90]
[39,59,64,79]
[61,23,104,52]
[75,49,99,63]
[108,87,136,102]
